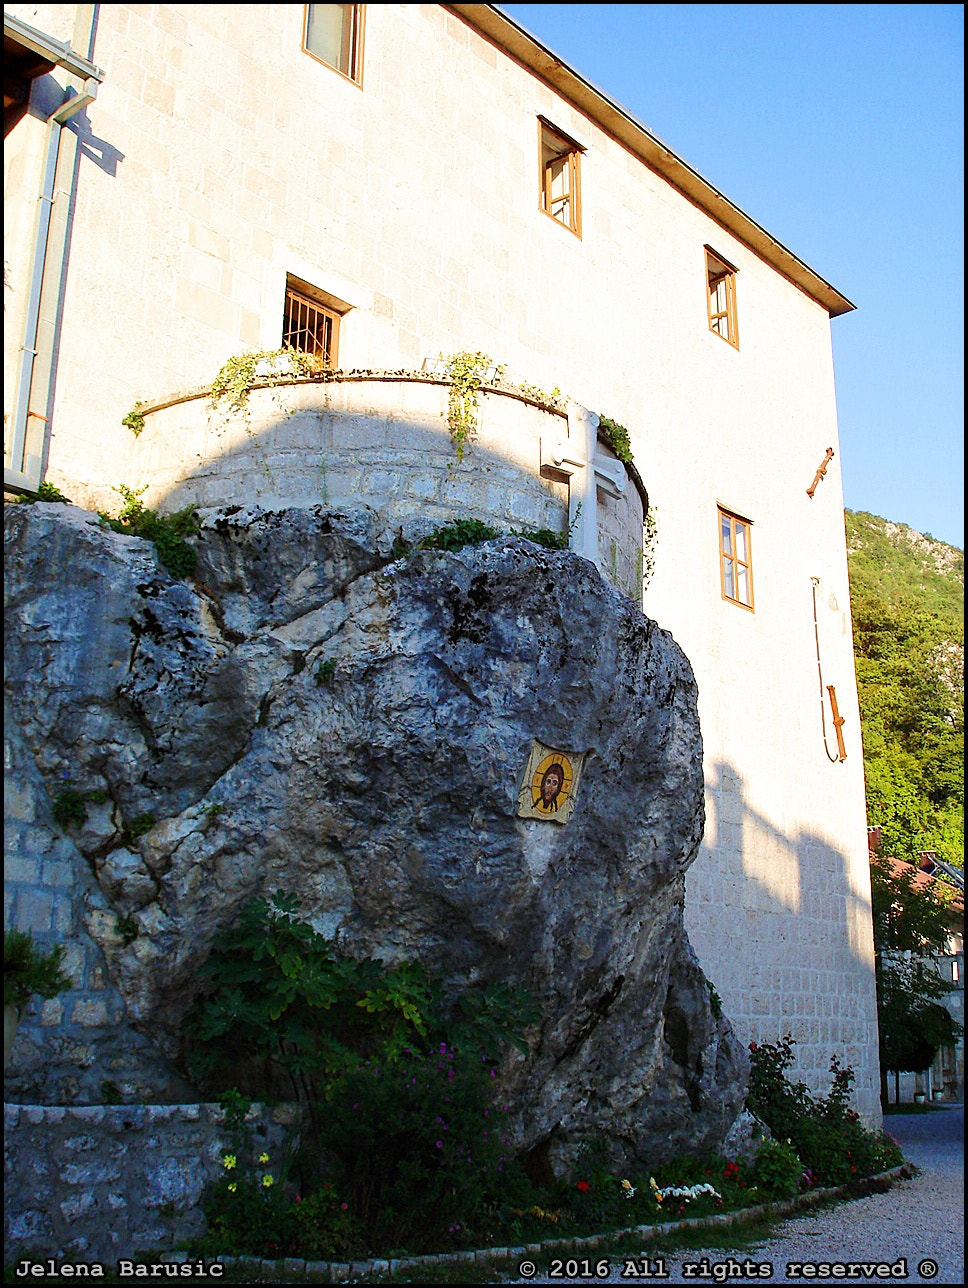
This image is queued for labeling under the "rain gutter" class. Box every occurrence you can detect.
[5,8,103,493]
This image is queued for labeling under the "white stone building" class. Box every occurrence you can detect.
[3,4,880,1118]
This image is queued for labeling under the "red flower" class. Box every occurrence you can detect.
[576,1180,590,1192]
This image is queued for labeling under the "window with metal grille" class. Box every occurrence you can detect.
[706,247,739,348]
[719,506,754,610]
[539,119,582,237]
[283,286,340,365]
[303,4,364,84]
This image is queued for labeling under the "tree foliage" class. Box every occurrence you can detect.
[869,854,957,956]
[868,854,962,1082]
[846,511,963,866]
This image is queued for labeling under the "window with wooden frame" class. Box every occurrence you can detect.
[539,118,582,237]
[303,4,364,84]
[706,247,739,348]
[718,507,754,610]
[282,277,343,366]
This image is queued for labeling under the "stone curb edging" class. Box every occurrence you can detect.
[170,1163,914,1282]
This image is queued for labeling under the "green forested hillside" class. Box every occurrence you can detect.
[845,511,964,867]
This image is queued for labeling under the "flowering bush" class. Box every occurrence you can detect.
[318,1043,517,1250]
[747,1037,904,1185]
[286,1183,367,1260]
[199,1148,294,1257]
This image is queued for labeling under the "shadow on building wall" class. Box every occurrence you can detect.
[693,759,880,1120]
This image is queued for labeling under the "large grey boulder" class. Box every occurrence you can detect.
[4,501,747,1168]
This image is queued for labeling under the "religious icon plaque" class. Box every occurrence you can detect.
[516,739,587,825]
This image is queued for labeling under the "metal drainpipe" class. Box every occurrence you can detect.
[6,5,99,493]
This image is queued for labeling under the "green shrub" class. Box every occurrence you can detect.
[36,480,72,503]
[314,658,337,685]
[183,893,435,1112]
[515,526,568,550]
[115,914,139,945]
[4,930,72,1012]
[321,1043,515,1250]
[418,518,502,551]
[52,787,90,829]
[99,485,199,578]
[394,518,570,559]
[182,893,536,1202]
[287,1183,368,1260]
[751,1137,802,1198]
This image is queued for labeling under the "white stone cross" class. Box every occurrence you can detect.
[541,405,625,568]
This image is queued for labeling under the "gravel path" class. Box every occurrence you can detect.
[507,1108,964,1286]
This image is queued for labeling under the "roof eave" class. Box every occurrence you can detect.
[446,4,855,318]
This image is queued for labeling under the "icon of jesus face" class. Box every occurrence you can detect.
[540,763,565,806]
[520,744,581,824]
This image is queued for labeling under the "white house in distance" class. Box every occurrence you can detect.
[3,4,880,1119]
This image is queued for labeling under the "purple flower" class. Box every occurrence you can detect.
[436,1140,443,1149]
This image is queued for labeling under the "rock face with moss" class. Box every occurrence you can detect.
[4,501,747,1168]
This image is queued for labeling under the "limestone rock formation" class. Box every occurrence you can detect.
[4,501,748,1168]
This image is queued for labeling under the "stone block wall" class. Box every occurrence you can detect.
[4,1102,298,1262]
[4,707,191,1105]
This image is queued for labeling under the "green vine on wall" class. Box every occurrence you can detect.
[516,380,565,408]
[122,402,146,437]
[441,352,504,462]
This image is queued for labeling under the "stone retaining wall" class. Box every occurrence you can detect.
[4,707,191,1106]
[127,374,646,603]
[3,1102,299,1263]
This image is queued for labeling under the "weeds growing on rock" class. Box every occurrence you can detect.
[99,485,199,578]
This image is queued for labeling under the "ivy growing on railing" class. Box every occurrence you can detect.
[210,347,327,413]
[596,413,633,464]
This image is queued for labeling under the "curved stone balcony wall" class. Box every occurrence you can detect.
[128,373,646,602]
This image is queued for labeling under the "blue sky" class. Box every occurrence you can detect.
[501,4,965,551]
